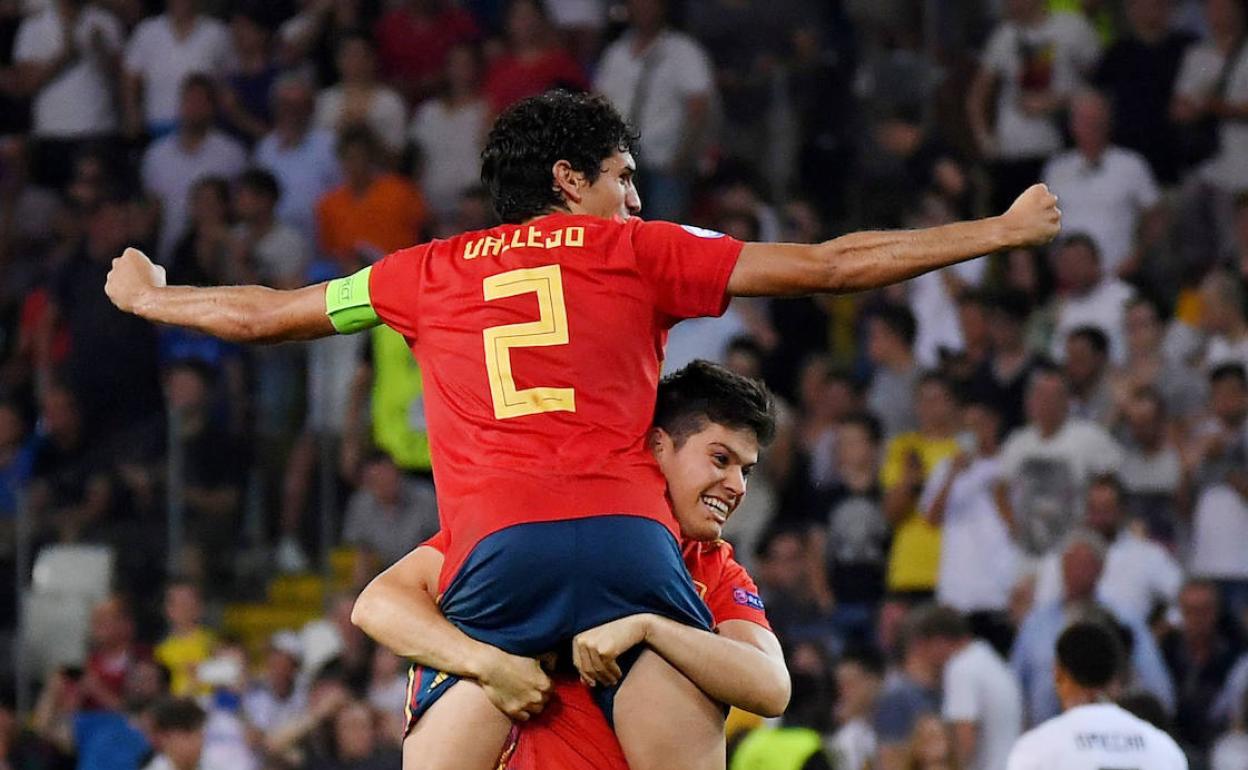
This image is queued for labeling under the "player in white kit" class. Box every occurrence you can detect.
[1006,620,1188,770]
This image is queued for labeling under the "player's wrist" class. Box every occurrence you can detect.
[463,642,499,682]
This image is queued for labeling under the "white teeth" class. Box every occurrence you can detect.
[701,496,729,515]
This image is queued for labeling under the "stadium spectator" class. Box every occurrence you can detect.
[865,306,921,439]
[218,8,278,146]
[881,374,962,599]
[808,412,888,640]
[408,42,488,222]
[1048,234,1135,364]
[1042,90,1163,279]
[1232,192,1248,277]
[315,125,426,273]
[241,631,307,740]
[81,593,147,711]
[830,647,884,770]
[154,579,216,698]
[1116,387,1184,541]
[123,0,230,138]
[1063,326,1114,425]
[1184,364,1248,624]
[971,289,1040,432]
[754,529,833,644]
[1212,689,1248,770]
[913,606,1022,770]
[314,32,406,159]
[167,176,232,287]
[0,136,59,271]
[164,360,245,586]
[1113,296,1207,427]
[140,74,247,263]
[1010,529,1175,725]
[229,168,309,289]
[342,451,439,569]
[482,0,588,115]
[373,0,478,106]
[1092,0,1196,184]
[365,647,407,742]
[1161,580,1243,758]
[921,398,1018,629]
[875,609,942,770]
[1032,474,1183,623]
[276,0,381,90]
[729,640,835,770]
[253,71,341,247]
[144,697,212,770]
[0,685,61,769]
[787,357,856,501]
[997,364,1123,557]
[967,0,1101,211]
[304,698,399,770]
[1199,270,1248,372]
[13,0,124,189]
[594,0,716,221]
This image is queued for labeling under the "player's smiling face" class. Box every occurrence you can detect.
[652,420,759,542]
[572,151,642,221]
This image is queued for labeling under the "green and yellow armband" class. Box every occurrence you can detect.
[325,266,381,334]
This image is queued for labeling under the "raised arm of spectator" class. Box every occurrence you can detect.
[965,67,999,159]
[726,185,1060,297]
[351,544,552,720]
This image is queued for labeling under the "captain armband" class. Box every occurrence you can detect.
[325,266,382,334]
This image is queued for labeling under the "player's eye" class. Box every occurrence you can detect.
[743,465,755,478]
[713,453,729,467]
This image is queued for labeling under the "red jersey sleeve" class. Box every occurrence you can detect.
[703,547,772,631]
[368,243,430,340]
[630,220,743,325]
[420,530,448,553]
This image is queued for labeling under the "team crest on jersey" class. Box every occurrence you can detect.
[681,225,726,239]
[733,588,765,610]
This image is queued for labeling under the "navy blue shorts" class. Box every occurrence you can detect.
[402,515,712,733]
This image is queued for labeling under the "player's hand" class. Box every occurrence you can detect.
[1001,184,1061,247]
[476,648,552,721]
[105,247,166,314]
[572,614,652,688]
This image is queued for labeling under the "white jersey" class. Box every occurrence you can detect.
[1006,703,1187,770]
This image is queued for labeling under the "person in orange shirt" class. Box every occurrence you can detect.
[315,125,427,273]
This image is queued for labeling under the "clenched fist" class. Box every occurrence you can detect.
[105,247,166,314]
[1002,184,1062,247]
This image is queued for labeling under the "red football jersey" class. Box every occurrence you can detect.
[506,540,770,770]
[369,213,743,582]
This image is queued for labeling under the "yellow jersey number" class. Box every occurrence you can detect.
[482,265,576,420]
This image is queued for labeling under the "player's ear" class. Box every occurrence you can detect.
[648,427,670,456]
[551,160,583,204]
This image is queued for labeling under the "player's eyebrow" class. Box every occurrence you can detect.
[711,441,757,468]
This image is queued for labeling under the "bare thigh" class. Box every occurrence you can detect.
[403,680,512,770]
[614,650,725,770]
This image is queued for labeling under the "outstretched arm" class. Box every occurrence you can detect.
[105,247,340,343]
[727,184,1061,297]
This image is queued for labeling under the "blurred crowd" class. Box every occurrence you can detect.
[0,0,1247,768]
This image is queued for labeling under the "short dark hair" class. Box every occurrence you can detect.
[1056,620,1123,689]
[838,645,886,678]
[908,604,970,641]
[337,124,380,159]
[987,288,1032,323]
[151,697,206,732]
[1059,232,1101,262]
[1067,326,1110,358]
[238,167,282,203]
[1210,362,1248,389]
[917,370,954,395]
[870,305,917,347]
[181,73,217,105]
[481,90,638,223]
[654,360,776,448]
[725,335,765,362]
[1087,472,1124,502]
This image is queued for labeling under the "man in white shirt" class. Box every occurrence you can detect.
[594,0,715,220]
[1006,620,1187,770]
[996,365,1124,557]
[1032,474,1183,624]
[830,647,884,770]
[13,0,123,185]
[914,606,1023,770]
[1041,90,1162,278]
[253,72,341,247]
[1049,234,1135,364]
[123,0,229,137]
[141,75,247,263]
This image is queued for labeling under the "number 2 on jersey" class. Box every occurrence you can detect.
[482,265,576,420]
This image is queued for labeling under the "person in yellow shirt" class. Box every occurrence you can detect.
[153,579,217,697]
[880,374,962,600]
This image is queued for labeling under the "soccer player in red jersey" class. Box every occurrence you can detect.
[389,361,784,770]
[105,91,1059,769]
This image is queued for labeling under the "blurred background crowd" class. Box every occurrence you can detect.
[0,0,1248,768]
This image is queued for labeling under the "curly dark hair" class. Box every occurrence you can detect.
[654,360,777,449]
[480,90,639,223]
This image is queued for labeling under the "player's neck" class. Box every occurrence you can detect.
[1062,689,1108,711]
